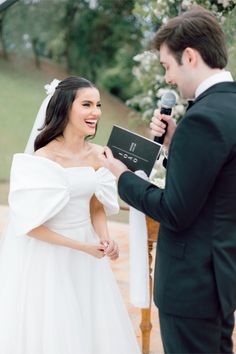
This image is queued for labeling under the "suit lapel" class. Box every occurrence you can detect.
[185,81,236,111]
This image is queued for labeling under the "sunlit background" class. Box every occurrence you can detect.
[1,0,236,204]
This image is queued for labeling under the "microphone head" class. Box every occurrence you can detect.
[161,91,176,108]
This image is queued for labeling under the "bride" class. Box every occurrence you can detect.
[0,76,141,354]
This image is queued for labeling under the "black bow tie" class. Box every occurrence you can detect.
[186,100,194,110]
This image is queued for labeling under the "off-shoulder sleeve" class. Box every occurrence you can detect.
[95,168,119,216]
[8,154,70,236]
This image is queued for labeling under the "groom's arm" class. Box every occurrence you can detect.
[118,171,163,220]
[118,112,228,232]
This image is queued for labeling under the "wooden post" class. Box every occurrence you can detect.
[140,240,154,354]
[120,205,160,354]
[140,216,159,354]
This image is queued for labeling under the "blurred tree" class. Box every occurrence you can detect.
[3,0,61,67]
[3,0,142,100]
[0,0,18,59]
[0,11,8,59]
[53,0,142,88]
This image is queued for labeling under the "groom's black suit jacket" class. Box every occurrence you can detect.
[118,82,236,319]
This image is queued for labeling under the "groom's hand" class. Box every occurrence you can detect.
[99,147,129,179]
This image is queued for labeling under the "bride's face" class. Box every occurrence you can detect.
[67,87,101,137]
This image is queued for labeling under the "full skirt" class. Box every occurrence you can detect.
[0,222,141,354]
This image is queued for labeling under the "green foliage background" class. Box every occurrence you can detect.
[2,0,142,101]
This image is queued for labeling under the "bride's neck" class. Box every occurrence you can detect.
[56,133,88,156]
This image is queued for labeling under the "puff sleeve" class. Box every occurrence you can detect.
[95,168,119,216]
[8,154,70,236]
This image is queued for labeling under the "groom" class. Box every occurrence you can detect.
[101,6,236,354]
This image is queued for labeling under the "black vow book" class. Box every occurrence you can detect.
[107,125,162,176]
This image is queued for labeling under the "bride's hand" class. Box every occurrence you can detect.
[101,239,119,261]
[82,243,106,258]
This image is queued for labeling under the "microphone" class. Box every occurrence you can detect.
[154,91,176,145]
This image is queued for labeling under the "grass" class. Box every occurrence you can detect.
[0,57,61,181]
[0,55,144,209]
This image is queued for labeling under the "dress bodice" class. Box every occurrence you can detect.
[8,154,119,235]
[46,167,106,230]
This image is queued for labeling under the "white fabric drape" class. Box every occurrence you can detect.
[128,170,150,308]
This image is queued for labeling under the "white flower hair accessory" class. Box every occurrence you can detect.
[44,79,60,96]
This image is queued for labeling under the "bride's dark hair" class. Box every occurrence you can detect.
[34,76,97,151]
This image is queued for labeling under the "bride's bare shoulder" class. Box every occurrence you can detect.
[34,144,56,160]
[87,143,104,169]
[89,142,104,154]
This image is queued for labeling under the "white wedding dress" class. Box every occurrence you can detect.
[0,154,141,354]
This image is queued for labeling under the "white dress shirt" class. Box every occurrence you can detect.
[195,70,233,98]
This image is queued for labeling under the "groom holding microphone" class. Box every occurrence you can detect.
[100,6,236,354]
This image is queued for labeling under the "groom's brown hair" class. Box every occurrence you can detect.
[153,6,228,69]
